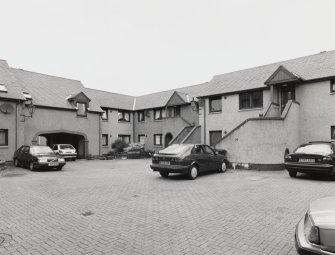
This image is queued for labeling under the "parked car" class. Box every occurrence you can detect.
[13,145,66,171]
[285,141,335,177]
[52,144,77,161]
[295,196,335,255]
[150,144,228,180]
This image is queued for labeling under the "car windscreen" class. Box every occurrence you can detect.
[295,144,333,155]
[159,144,192,155]
[60,145,74,150]
[30,146,54,155]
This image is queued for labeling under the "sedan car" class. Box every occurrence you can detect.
[285,141,335,177]
[52,144,77,161]
[295,196,335,255]
[150,144,228,180]
[13,145,66,171]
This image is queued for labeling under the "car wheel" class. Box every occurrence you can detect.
[14,158,20,167]
[188,165,198,180]
[159,171,169,178]
[219,161,227,173]
[289,171,297,178]
[29,162,35,171]
[57,166,63,171]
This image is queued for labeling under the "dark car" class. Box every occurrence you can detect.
[285,141,335,177]
[150,144,228,180]
[13,145,66,171]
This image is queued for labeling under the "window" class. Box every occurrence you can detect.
[138,111,145,122]
[102,134,108,146]
[154,108,166,120]
[239,90,263,110]
[332,126,335,140]
[138,134,146,144]
[209,130,222,146]
[209,96,222,112]
[167,106,180,117]
[0,129,8,146]
[0,84,8,93]
[203,145,215,155]
[118,110,130,122]
[77,102,87,116]
[154,134,163,146]
[118,135,131,144]
[331,80,335,93]
[102,108,108,120]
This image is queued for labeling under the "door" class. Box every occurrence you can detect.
[20,146,31,166]
[191,145,209,172]
[165,133,173,147]
[202,145,219,170]
[281,85,295,112]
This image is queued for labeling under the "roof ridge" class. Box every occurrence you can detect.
[85,87,135,98]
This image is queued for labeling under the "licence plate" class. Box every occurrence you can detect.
[299,158,315,163]
[49,163,59,166]
[160,161,170,165]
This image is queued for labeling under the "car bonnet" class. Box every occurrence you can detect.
[309,196,335,229]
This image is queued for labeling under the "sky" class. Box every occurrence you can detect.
[0,0,335,96]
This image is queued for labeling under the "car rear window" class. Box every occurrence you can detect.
[60,145,74,150]
[159,144,193,155]
[30,146,54,155]
[295,144,333,155]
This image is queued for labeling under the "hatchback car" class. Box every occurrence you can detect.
[52,144,77,161]
[150,144,228,180]
[295,196,335,255]
[285,141,335,177]
[13,145,66,171]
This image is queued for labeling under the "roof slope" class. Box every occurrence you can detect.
[198,50,335,97]
[0,60,25,100]
[84,88,135,111]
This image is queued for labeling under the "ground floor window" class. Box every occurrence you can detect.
[209,130,222,146]
[118,135,131,144]
[0,129,8,146]
[154,134,163,146]
[138,135,146,144]
[102,134,108,146]
[331,126,335,140]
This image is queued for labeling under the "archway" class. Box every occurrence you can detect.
[165,133,173,148]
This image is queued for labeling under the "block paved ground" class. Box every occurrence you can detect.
[1,159,335,255]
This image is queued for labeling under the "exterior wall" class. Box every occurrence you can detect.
[201,88,271,145]
[23,107,101,157]
[295,80,335,144]
[0,100,25,161]
[100,109,133,155]
[134,104,199,151]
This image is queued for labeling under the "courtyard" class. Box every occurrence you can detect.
[0,159,335,255]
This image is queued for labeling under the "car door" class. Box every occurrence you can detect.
[191,145,209,172]
[202,145,220,171]
[20,146,31,167]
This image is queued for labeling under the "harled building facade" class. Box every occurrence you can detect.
[1,51,335,167]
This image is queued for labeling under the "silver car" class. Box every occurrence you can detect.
[296,196,335,254]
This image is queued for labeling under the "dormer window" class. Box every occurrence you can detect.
[0,84,8,93]
[23,92,32,100]
[77,102,87,117]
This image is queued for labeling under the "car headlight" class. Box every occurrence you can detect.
[304,213,320,245]
[58,158,65,163]
[285,155,292,160]
[38,158,48,163]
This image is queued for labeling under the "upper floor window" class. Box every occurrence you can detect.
[209,96,222,112]
[239,90,263,110]
[0,84,8,93]
[167,106,180,117]
[118,110,130,122]
[0,129,8,146]
[77,102,87,116]
[331,80,335,93]
[154,108,166,120]
[138,111,145,122]
[102,108,108,120]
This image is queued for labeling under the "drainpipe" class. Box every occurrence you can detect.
[132,112,135,143]
[15,102,18,150]
[203,99,207,144]
[99,113,101,155]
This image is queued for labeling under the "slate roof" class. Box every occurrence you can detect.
[10,68,102,112]
[198,50,335,97]
[84,88,135,111]
[0,60,25,101]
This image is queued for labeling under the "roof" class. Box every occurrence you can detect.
[10,68,102,112]
[0,60,25,101]
[84,88,135,111]
[197,50,335,97]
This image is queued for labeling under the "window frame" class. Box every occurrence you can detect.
[154,108,166,120]
[209,130,222,147]
[77,102,88,117]
[239,90,263,110]
[138,111,145,122]
[209,96,222,113]
[154,134,163,146]
[138,134,146,144]
[0,129,8,146]
[118,135,131,144]
[331,126,335,140]
[101,108,108,120]
[102,134,109,146]
[118,110,131,122]
[331,80,335,93]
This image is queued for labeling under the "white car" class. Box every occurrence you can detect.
[52,144,77,161]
